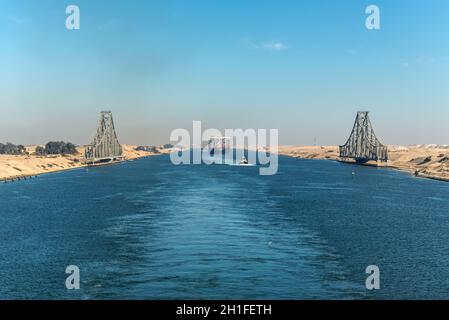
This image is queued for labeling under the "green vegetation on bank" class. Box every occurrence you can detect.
[135,146,160,153]
[0,143,27,155]
[0,141,77,155]
[134,144,173,153]
[36,141,77,155]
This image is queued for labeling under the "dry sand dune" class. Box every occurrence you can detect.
[388,146,449,181]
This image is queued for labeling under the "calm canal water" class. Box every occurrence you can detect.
[1,155,449,299]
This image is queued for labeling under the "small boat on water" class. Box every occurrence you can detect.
[239,156,248,165]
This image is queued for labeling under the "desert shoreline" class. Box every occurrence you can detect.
[0,145,168,183]
[2,145,449,184]
[277,145,449,183]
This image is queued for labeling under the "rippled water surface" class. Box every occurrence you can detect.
[1,155,449,299]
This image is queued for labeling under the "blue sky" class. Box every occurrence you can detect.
[1,0,448,145]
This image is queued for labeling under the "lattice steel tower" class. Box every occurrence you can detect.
[339,111,388,163]
[85,111,123,161]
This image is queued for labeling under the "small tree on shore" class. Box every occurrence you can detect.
[44,141,78,155]
[35,146,46,155]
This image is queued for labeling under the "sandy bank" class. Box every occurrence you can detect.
[0,145,168,181]
[4,144,449,184]
[277,145,449,182]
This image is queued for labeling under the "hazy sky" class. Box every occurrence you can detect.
[1,0,448,146]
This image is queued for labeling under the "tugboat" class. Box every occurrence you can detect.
[239,155,248,164]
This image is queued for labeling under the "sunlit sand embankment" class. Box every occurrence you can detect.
[4,144,449,183]
[277,145,449,182]
[0,145,167,181]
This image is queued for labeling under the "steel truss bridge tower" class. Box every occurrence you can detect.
[339,111,388,163]
[84,111,123,163]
